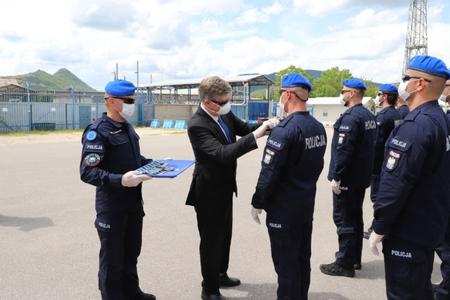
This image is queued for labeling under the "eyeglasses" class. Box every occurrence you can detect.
[402,75,431,83]
[104,96,135,104]
[210,98,230,107]
[340,90,352,95]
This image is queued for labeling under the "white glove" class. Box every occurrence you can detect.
[331,179,341,195]
[253,122,269,139]
[266,117,280,129]
[121,170,151,187]
[251,207,263,224]
[369,231,384,256]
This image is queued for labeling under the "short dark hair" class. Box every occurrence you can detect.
[385,93,398,106]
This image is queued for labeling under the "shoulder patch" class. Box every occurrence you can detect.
[84,153,101,167]
[389,137,411,152]
[338,125,352,132]
[385,150,401,171]
[267,138,284,150]
[86,131,97,141]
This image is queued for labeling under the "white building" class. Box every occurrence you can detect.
[307,97,374,126]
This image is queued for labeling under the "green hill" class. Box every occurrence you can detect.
[1,68,97,92]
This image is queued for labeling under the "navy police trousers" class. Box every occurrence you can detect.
[95,209,145,300]
[268,219,313,300]
[383,237,434,300]
[333,187,365,268]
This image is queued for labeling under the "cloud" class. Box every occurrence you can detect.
[72,0,137,31]
[0,0,448,91]
[236,1,284,25]
[292,0,407,16]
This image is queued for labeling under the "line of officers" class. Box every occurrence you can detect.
[80,54,450,300]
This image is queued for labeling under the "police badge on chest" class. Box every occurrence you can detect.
[386,150,400,171]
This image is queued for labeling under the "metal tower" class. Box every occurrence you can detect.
[403,0,428,72]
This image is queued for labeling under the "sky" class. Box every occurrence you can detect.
[0,0,449,90]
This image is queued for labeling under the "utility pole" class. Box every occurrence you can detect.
[135,60,140,89]
[403,0,428,72]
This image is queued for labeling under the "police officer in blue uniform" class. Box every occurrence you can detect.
[396,96,410,119]
[364,84,401,239]
[369,56,450,300]
[251,73,326,300]
[320,79,376,277]
[434,78,450,300]
[80,80,155,300]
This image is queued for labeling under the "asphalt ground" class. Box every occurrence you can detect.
[0,128,443,299]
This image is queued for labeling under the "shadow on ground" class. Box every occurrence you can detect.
[352,259,385,280]
[0,214,54,231]
[224,283,349,300]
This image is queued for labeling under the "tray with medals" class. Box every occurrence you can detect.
[136,159,195,178]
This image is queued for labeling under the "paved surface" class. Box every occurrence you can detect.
[0,128,443,299]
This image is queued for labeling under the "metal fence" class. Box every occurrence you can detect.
[0,89,154,132]
[0,90,274,132]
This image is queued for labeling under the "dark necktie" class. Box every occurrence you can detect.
[217,117,232,144]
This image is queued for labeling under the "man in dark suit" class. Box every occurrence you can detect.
[186,76,278,300]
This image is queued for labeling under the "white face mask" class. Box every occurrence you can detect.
[398,80,417,101]
[218,101,231,115]
[439,94,448,104]
[339,94,346,106]
[119,103,135,119]
[277,97,288,118]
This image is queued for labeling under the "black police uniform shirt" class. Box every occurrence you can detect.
[373,101,450,248]
[252,111,327,223]
[397,104,410,119]
[80,113,150,213]
[373,106,401,176]
[328,103,377,188]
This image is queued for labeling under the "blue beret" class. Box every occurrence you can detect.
[343,79,366,90]
[105,80,136,97]
[379,84,398,94]
[408,55,450,79]
[281,73,312,91]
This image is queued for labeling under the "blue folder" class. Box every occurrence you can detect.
[137,159,195,178]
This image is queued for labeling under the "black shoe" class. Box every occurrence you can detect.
[320,262,355,277]
[201,288,224,300]
[219,273,241,287]
[354,263,361,270]
[132,291,156,300]
[364,226,373,240]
